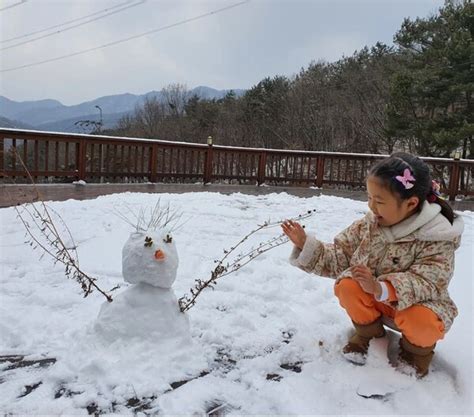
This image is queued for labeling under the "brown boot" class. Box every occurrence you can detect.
[342,318,385,364]
[398,336,435,378]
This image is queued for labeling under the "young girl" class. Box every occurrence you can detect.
[282,152,464,377]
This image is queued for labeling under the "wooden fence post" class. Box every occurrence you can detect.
[76,139,86,181]
[149,144,158,182]
[448,159,461,201]
[257,151,267,185]
[203,139,213,184]
[0,135,4,175]
[315,155,325,188]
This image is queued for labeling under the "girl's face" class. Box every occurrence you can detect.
[367,176,419,227]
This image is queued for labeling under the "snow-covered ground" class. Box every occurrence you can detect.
[0,191,472,415]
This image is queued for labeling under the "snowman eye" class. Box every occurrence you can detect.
[163,234,172,244]
[144,236,153,247]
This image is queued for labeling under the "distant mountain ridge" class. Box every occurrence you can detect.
[0,115,34,130]
[0,86,245,133]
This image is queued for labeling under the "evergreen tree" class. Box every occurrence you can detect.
[387,0,473,157]
[242,76,291,148]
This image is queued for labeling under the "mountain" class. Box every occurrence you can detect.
[191,86,245,100]
[0,87,246,133]
[2,93,147,127]
[37,111,131,133]
[0,96,62,121]
[0,115,35,130]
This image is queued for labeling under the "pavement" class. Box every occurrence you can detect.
[1,182,473,211]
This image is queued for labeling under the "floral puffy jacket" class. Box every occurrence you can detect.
[290,202,464,332]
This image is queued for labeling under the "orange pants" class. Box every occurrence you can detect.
[334,278,445,347]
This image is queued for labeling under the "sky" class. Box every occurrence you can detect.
[0,0,445,106]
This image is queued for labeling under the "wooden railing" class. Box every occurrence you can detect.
[1,128,473,201]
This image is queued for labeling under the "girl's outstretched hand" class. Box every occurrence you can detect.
[281,220,307,250]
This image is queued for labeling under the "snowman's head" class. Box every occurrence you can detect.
[122,230,178,288]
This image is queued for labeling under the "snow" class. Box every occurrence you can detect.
[356,337,416,398]
[0,191,472,414]
[122,231,179,288]
[94,227,192,361]
[94,283,191,345]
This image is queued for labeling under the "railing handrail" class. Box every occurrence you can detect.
[2,128,472,164]
[0,128,206,149]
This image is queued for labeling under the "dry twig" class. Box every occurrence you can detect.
[113,199,185,233]
[178,209,317,312]
[8,150,113,302]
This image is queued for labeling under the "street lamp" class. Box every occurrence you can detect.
[95,105,104,182]
[95,105,103,133]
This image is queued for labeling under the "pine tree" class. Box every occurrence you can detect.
[386,0,473,157]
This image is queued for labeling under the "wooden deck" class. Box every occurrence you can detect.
[1,183,473,211]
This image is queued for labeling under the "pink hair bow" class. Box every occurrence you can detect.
[395,168,415,189]
[427,179,443,203]
[431,180,441,196]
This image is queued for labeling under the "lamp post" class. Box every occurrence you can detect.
[449,148,462,201]
[95,105,103,133]
[204,136,213,184]
[95,105,104,182]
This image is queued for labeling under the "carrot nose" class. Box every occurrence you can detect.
[154,249,165,261]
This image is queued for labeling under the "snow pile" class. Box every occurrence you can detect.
[64,226,202,403]
[95,229,190,344]
[94,284,191,345]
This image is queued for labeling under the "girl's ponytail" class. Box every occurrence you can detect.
[430,194,456,225]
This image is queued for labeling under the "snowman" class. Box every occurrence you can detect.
[94,228,191,348]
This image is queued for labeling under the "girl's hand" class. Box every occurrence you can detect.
[351,265,382,298]
[281,220,307,250]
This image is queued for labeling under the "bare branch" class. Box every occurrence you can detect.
[178,209,317,312]
[113,199,184,233]
[8,149,113,302]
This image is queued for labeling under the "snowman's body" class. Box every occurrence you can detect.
[95,230,190,345]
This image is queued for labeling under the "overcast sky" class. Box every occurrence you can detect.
[1,0,444,106]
